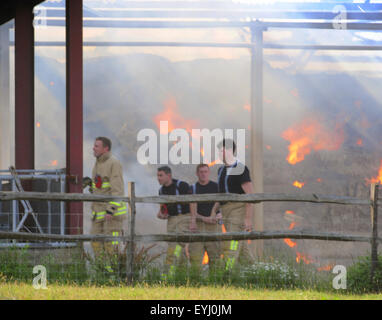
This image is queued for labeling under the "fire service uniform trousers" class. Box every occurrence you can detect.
[163,213,197,277]
[91,214,127,272]
[188,220,221,269]
[220,202,254,271]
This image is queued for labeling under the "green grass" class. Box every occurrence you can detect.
[1,245,381,298]
[1,282,382,300]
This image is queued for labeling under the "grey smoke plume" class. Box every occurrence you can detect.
[3,0,382,265]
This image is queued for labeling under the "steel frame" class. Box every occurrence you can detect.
[1,1,382,241]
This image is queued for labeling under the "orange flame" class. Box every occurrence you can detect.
[317,264,334,272]
[202,251,209,265]
[293,180,305,189]
[282,213,317,266]
[153,96,199,135]
[288,222,296,230]
[284,238,297,248]
[282,117,344,165]
[296,252,314,265]
[356,138,363,146]
[207,160,218,167]
[200,148,219,167]
[366,160,382,185]
[283,214,297,247]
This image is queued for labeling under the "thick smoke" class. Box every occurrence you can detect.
[2,0,382,265]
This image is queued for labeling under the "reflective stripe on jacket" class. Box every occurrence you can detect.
[91,152,127,219]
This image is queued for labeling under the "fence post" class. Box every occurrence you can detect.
[370,183,379,287]
[127,181,136,285]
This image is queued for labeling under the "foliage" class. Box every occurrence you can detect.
[347,255,382,293]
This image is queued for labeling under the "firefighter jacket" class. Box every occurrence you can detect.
[91,151,127,221]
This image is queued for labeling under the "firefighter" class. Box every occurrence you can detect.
[156,166,192,279]
[90,136,127,274]
[216,138,255,271]
[188,163,222,271]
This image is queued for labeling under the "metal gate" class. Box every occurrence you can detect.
[0,168,76,248]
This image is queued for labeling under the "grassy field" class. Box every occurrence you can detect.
[1,282,382,300]
[1,247,382,300]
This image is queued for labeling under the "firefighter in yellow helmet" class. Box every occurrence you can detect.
[90,136,127,274]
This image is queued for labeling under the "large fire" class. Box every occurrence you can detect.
[366,160,382,185]
[154,97,223,166]
[282,117,344,165]
[153,96,199,135]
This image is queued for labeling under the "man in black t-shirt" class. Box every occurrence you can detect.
[188,164,222,269]
[217,139,255,270]
[156,166,192,278]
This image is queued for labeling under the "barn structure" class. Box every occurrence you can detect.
[0,0,381,260]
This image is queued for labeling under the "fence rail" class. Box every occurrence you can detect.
[0,182,379,286]
[0,230,379,243]
[1,190,380,206]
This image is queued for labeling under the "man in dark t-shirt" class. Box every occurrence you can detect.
[217,139,255,270]
[217,162,251,194]
[188,164,222,269]
[158,180,190,217]
[157,166,192,278]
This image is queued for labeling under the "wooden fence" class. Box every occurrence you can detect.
[0,182,380,285]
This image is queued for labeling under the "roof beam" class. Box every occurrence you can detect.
[43,19,382,30]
